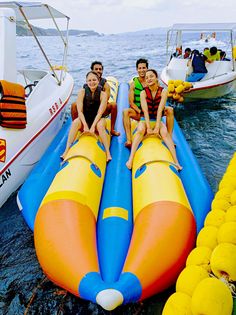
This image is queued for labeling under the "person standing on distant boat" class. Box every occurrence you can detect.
[187,50,208,82]
[71,61,120,137]
[123,59,174,148]
[126,69,182,171]
[61,71,112,162]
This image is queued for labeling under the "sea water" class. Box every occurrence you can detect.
[1,30,236,314]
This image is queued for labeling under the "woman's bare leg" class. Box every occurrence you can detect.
[164,106,174,137]
[160,122,182,170]
[97,118,112,162]
[126,122,146,169]
[61,118,82,160]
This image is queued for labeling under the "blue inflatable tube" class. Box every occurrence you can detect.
[172,117,214,232]
[97,83,133,283]
[17,118,72,231]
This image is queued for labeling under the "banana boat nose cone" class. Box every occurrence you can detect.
[96,289,124,311]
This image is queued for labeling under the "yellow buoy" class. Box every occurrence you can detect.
[167,92,173,98]
[230,190,236,205]
[172,93,180,100]
[174,80,184,87]
[227,163,236,175]
[196,226,218,250]
[168,84,175,92]
[175,85,185,94]
[204,209,225,227]
[211,198,231,212]
[217,222,236,245]
[225,205,236,222]
[162,292,192,315]
[219,175,236,190]
[210,243,236,281]
[183,82,193,89]
[176,265,209,296]
[186,246,212,272]
[215,186,235,202]
[178,96,184,103]
[191,277,233,315]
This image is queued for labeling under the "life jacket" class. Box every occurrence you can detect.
[192,53,208,73]
[83,85,102,128]
[72,78,107,122]
[133,77,144,109]
[204,49,220,61]
[99,77,107,90]
[144,86,163,119]
[0,80,27,129]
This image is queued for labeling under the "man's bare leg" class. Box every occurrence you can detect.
[107,102,120,136]
[123,108,140,148]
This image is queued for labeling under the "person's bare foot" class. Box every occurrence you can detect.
[111,130,120,136]
[106,153,112,162]
[176,163,183,171]
[60,151,67,161]
[126,159,132,169]
[125,141,132,149]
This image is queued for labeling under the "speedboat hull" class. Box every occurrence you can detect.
[161,61,236,102]
[0,72,73,207]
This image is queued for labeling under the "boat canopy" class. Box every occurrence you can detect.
[170,23,236,32]
[0,2,69,21]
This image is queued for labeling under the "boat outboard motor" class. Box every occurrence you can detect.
[0,8,16,82]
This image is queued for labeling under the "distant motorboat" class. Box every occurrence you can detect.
[200,32,216,43]
[0,2,74,207]
[160,23,236,102]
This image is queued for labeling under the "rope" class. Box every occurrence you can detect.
[210,273,236,297]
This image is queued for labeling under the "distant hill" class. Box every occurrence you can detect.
[16,21,101,37]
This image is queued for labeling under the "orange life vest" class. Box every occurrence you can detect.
[0,80,27,129]
[144,86,163,119]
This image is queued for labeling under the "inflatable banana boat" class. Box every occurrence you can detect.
[18,82,213,310]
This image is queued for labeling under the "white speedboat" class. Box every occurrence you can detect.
[0,2,74,207]
[160,23,236,102]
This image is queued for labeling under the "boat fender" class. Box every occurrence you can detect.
[167,80,192,104]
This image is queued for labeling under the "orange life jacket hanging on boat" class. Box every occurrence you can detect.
[0,80,27,129]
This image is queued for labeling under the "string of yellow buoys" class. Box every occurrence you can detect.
[162,153,236,315]
[167,80,192,103]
